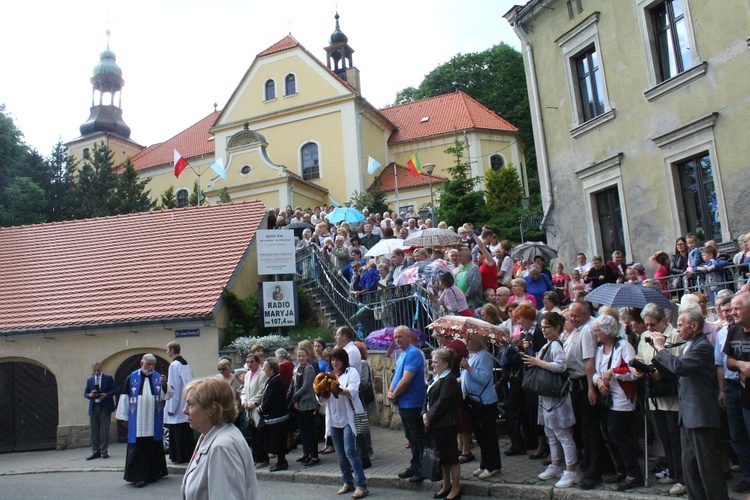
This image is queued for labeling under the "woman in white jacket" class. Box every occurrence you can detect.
[319,347,369,499]
[181,377,258,500]
[592,314,643,491]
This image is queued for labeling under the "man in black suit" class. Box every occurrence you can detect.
[84,361,117,460]
[652,307,728,500]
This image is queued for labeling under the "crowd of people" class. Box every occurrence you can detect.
[84,203,750,499]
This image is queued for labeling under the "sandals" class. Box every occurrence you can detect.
[458,453,475,464]
[338,484,354,495]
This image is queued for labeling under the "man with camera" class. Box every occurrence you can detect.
[634,304,685,495]
[84,361,117,460]
[651,307,728,500]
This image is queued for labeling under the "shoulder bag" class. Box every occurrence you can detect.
[521,340,570,398]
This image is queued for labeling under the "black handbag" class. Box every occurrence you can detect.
[421,433,443,482]
[463,375,491,418]
[521,341,570,398]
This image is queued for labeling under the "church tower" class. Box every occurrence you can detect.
[324,12,361,93]
[66,31,142,166]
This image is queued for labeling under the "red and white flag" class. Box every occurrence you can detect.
[174,149,190,178]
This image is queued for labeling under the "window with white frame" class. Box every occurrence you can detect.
[636,0,704,100]
[264,79,276,101]
[556,13,615,136]
[651,113,728,243]
[285,74,296,95]
[301,142,319,180]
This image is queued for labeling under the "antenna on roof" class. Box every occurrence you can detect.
[452,81,460,93]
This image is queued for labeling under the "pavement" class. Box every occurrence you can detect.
[0,425,747,499]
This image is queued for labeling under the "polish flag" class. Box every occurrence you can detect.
[174,149,189,178]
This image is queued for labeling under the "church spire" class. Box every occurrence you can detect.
[79,30,132,138]
[324,12,360,91]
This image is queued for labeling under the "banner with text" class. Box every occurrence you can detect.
[257,229,295,275]
[259,281,299,327]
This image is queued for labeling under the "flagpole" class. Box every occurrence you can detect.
[393,162,400,216]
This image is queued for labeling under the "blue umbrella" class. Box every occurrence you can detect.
[326,207,365,225]
[584,283,675,310]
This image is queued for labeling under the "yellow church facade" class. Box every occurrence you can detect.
[69,17,525,216]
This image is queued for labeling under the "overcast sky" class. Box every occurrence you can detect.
[1,0,522,156]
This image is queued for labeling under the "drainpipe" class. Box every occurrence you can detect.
[511,17,553,232]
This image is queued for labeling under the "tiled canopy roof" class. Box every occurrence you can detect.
[132,111,220,171]
[0,202,266,333]
[374,164,447,191]
[379,91,519,144]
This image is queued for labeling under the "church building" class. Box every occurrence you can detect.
[67,15,526,215]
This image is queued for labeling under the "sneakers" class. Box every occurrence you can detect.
[669,482,687,496]
[478,468,500,479]
[538,464,563,480]
[655,468,670,480]
[472,468,484,476]
[555,471,577,488]
[658,476,676,485]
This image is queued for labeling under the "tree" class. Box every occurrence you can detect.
[159,186,177,209]
[485,164,523,214]
[0,177,46,226]
[46,141,78,222]
[218,186,231,204]
[116,158,153,214]
[70,142,119,219]
[188,181,204,206]
[350,180,390,214]
[436,139,486,228]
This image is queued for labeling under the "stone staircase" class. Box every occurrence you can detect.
[304,284,350,332]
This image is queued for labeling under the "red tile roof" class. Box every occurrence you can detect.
[374,164,447,191]
[0,202,266,333]
[257,35,301,57]
[132,111,220,171]
[379,91,519,144]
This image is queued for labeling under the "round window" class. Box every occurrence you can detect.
[240,165,251,175]
[490,154,505,171]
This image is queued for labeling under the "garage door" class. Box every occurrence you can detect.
[0,362,59,453]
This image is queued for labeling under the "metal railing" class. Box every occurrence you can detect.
[655,262,748,304]
[295,246,441,346]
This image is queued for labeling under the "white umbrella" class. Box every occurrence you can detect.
[364,238,406,258]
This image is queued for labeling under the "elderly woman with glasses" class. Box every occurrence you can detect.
[241,354,269,468]
[592,315,642,491]
[522,312,578,488]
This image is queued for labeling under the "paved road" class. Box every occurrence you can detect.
[0,472,490,500]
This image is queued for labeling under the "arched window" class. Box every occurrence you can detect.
[264,79,276,101]
[490,154,505,171]
[285,74,296,95]
[176,189,189,208]
[82,148,90,159]
[301,143,319,180]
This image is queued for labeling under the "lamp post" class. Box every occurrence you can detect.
[422,163,436,226]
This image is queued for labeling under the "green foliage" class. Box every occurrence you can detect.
[46,141,78,222]
[0,177,46,226]
[221,284,325,348]
[188,181,205,206]
[116,158,153,214]
[351,181,390,214]
[70,142,119,219]
[436,139,486,228]
[486,206,545,243]
[485,164,523,213]
[218,186,231,204]
[159,186,177,210]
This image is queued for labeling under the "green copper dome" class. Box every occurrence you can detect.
[93,48,122,78]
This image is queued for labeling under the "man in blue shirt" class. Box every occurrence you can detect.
[387,325,427,482]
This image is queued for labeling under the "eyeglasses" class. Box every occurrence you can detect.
[540,324,553,330]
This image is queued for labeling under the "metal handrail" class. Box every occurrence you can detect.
[652,261,748,303]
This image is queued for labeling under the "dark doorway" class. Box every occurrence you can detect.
[114,353,170,443]
[0,362,59,453]
[595,187,626,259]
